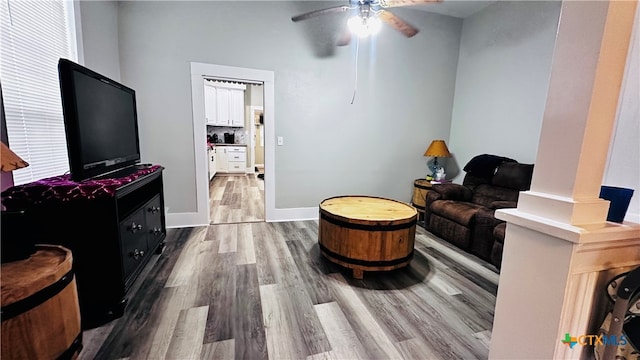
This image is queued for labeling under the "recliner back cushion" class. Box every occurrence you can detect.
[471,184,520,208]
[463,154,516,179]
[492,162,534,190]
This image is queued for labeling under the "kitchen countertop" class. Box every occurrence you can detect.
[207,143,247,150]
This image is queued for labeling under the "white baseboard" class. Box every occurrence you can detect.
[166,212,209,229]
[167,207,638,228]
[166,207,318,228]
[266,206,319,222]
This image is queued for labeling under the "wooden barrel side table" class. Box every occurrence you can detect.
[1,245,83,360]
[318,195,417,279]
[411,179,432,222]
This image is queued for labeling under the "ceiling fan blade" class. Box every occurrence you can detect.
[379,10,419,38]
[291,6,350,22]
[379,0,441,8]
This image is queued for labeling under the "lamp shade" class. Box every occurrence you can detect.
[1,141,29,172]
[424,140,451,158]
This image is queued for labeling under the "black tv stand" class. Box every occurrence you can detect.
[4,166,167,328]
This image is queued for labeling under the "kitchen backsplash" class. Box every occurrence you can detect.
[207,126,247,144]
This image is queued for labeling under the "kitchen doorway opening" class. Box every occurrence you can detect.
[189,62,274,226]
[206,81,265,225]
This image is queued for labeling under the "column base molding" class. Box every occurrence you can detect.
[517,190,611,226]
[495,207,640,244]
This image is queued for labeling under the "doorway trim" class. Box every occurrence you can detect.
[190,62,275,224]
[248,105,264,173]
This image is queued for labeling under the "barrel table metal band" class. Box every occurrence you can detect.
[320,211,417,231]
[58,333,83,360]
[320,243,414,267]
[1,269,75,322]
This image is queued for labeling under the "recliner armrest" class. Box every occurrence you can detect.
[430,183,473,202]
[490,200,518,209]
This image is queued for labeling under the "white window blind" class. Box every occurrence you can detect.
[1,0,76,185]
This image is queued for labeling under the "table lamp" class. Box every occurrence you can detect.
[424,140,451,179]
[1,141,29,172]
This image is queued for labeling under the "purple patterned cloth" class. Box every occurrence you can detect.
[1,165,162,208]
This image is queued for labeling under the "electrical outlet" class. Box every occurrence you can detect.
[277,136,284,146]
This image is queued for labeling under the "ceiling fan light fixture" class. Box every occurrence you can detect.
[347,15,382,38]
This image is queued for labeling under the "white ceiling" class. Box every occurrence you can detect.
[407,1,496,19]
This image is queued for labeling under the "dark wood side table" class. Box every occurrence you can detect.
[412,179,433,222]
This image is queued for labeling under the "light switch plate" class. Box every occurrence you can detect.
[277,136,284,146]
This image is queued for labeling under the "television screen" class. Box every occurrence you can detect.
[58,59,141,181]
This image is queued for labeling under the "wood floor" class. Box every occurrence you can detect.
[209,174,265,224]
[80,221,499,360]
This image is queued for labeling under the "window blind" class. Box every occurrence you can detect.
[1,0,76,185]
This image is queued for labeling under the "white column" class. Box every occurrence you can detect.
[516,0,636,226]
[489,1,639,359]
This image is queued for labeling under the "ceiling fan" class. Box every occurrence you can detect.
[291,0,442,45]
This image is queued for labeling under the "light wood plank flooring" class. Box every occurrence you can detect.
[80,222,499,360]
[209,174,264,224]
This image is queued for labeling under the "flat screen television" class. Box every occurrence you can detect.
[58,58,141,182]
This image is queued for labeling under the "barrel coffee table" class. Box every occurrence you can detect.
[318,195,418,279]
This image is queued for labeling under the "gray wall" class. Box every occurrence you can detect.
[249,84,263,107]
[115,1,462,213]
[448,1,638,221]
[76,1,637,222]
[448,1,562,180]
[79,1,121,81]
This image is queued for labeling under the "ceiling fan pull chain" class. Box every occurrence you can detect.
[350,37,360,104]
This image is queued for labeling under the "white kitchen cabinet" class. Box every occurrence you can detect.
[215,89,230,127]
[226,146,247,173]
[214,88,245,127]
[215,147,228,173]
[229,90,245,127]
[204,84,218,125]
[214,146,246,173]
[208,147,216,180]
[204,80,246,127]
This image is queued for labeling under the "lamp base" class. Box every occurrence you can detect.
[433,165,447,181]
[428,157,442,178]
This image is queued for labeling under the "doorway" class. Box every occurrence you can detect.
[189,62,275,226]
[207,82,265,224]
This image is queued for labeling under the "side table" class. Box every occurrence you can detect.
[412,179,432,222]
[1,245,82,359]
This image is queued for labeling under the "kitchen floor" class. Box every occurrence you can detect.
[209,173,265,224]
